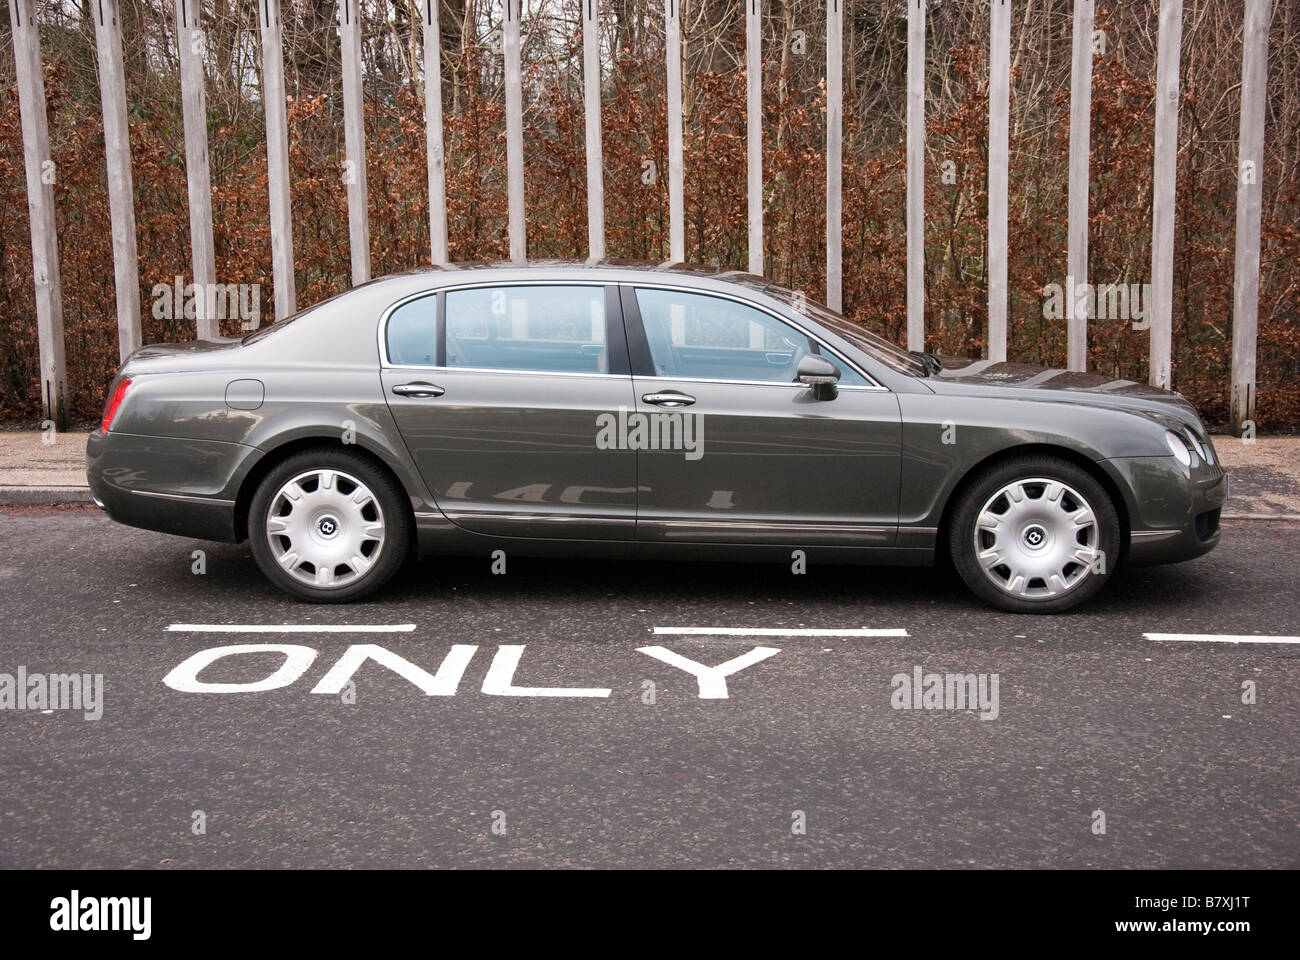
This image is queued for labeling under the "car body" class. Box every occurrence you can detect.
[87,262,1227,611]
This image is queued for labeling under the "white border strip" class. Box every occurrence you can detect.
[1144,632,1300,645]
[653,627,907,638]
[167,624,416,634]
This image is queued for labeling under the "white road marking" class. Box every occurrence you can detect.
[167,623,416,633]
[653,627,907,638]
[482,645,611,698]
[1144,633,1300,645]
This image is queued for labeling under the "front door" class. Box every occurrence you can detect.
[623,285,901,546]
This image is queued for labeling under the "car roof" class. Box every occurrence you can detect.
[365,259,770,292]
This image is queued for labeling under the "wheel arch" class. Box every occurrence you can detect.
[233,436,417,549]
[933,443,1132,566]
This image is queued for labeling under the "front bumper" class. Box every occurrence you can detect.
[86,430,250,543]
[1101,453,1227,565]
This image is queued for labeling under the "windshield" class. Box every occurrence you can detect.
[733,279,925,376]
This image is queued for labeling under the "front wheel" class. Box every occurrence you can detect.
[248,449,411,603]
[948,456,1121,614]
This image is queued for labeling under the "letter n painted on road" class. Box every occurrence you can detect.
[310,644,478,696]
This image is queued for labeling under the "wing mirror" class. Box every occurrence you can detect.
[796,354,841,400]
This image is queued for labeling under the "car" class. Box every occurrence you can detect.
[86,262,1226,613]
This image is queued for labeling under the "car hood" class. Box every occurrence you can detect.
[930,357,1204,427]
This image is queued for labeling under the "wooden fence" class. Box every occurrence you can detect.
[7,0,1273,432]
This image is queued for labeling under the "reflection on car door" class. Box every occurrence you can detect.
[623,285,902,546]
[381,283,638,540]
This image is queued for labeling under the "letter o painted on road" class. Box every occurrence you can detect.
[162,644,318,693]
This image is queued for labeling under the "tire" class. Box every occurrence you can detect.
[248,448,411,603]
[948,455,1120,614]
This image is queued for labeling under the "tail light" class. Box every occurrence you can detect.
[101,377,132,433]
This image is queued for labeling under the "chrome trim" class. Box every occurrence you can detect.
[1130,529,1181,541]
[127,489,236,506]
[376,275,889,391]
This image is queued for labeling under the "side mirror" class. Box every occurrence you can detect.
[796,354,840,400]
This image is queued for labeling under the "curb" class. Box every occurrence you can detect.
[0,485,93,505]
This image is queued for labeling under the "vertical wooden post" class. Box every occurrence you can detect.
[905,0,925,351]
[987,0,1010,363]
[423,0,448,264]
[1231,0,1272,434]
[260,0,296,320]
[825,0,842,312]
[503,0,526,263]
[9,0,66,428]
[746,0,762,275]
[665,0,684,263]
[176,0,218,338]
[582,0,604,261]
[339,0,370,284]
[1149,1,1182,390]
[1066,0,1093,371]
[93,0,141,361]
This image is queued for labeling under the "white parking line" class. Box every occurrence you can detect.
[653,627,907,638]
[166,624,417,633]
[1144,633,1300,645]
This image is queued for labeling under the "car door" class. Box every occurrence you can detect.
[381,282,638,540]
[622,284,901,546]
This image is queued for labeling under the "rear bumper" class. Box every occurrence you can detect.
[1101,454,1227,565]
[86,430,247,543]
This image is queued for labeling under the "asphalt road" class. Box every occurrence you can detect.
[1,507,1296,868]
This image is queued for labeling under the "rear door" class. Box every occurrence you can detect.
[381,282,638,540]
[622,284,902,546]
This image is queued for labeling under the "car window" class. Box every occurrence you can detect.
[385,294,437,366]
[634,287,872,386]
[635,288,814,383]
[445,285,607,374]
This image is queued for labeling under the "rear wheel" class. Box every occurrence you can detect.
[248,449,411,602]
[948,456,1120,613]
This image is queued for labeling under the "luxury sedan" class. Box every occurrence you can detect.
[87,263,1226,613]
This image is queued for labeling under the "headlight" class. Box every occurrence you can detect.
[1165,429,1193,466]
[1186,428,1214,465]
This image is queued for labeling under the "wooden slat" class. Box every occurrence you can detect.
[987,0,1010,362]
[503,0,526,263]
[1231,0,1273,433]
[339,0,371,283]
[9,0,66,428]
[665,0,684,263]
[1066,0,1093,371]
[175,0,218,337]
[1149,0,1183,389]
[260,0,296,320]
[582,0,604,261]
[423,0,449,264]
[746,0,762,275]
[93,0,141,360]
[905,0,925,351]
[825,0,842,312]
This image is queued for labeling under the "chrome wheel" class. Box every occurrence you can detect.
[264,469,386,589]
[972,477,1100,600]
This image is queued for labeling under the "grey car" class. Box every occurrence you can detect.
[87,263,1226,613]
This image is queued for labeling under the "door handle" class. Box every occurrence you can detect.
[392,382,445,398]
[642,392,696,407]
